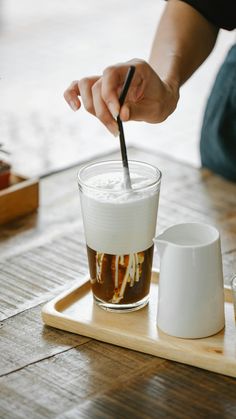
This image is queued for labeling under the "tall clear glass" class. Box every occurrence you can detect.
[78,160,161,312]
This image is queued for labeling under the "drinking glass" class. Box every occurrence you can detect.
[78,160,161,312]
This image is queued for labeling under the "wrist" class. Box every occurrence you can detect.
[160,77,180,119]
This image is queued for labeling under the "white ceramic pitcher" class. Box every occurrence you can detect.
[154,223,225,338]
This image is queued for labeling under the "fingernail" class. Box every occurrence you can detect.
[107,102,119,119]
[108,124,119,137]
[69,100,78,112]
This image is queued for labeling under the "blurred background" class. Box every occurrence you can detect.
[1,0,235,176]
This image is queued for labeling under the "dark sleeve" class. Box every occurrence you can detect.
[180,0,236,30]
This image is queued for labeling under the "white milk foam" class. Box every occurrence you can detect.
[81,172,160,254]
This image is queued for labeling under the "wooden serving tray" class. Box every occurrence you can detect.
[0,174,39,225]
[42,272,236,377]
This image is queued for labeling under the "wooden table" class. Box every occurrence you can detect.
[1,147,236,418]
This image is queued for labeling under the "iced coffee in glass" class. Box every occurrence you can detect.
[78,160,161,312]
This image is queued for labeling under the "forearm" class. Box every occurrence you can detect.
[149,0,219,92]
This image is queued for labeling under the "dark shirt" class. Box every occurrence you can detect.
[181,0,236,30]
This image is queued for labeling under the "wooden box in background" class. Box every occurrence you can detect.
[0,174,39,225]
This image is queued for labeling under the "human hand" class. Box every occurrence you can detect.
[64,59,179,136]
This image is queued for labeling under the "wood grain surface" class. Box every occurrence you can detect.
[1,148,236,418]
[0,233,87,321]
[42,275,236,378]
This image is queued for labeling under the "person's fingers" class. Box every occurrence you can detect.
[119,78,147,121]
[92,80,119,136]
[64,76,100,113]
[78,77,99,116]
[101,59,145,117]
[64,80,81,111]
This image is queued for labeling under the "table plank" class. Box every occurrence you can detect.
[0,304,90,376]
[0,341,166,419]
[0,233,87,321]
[1,343,235,419]
[63,362,236,419]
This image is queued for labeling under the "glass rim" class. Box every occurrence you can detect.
[78,159,162,192]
